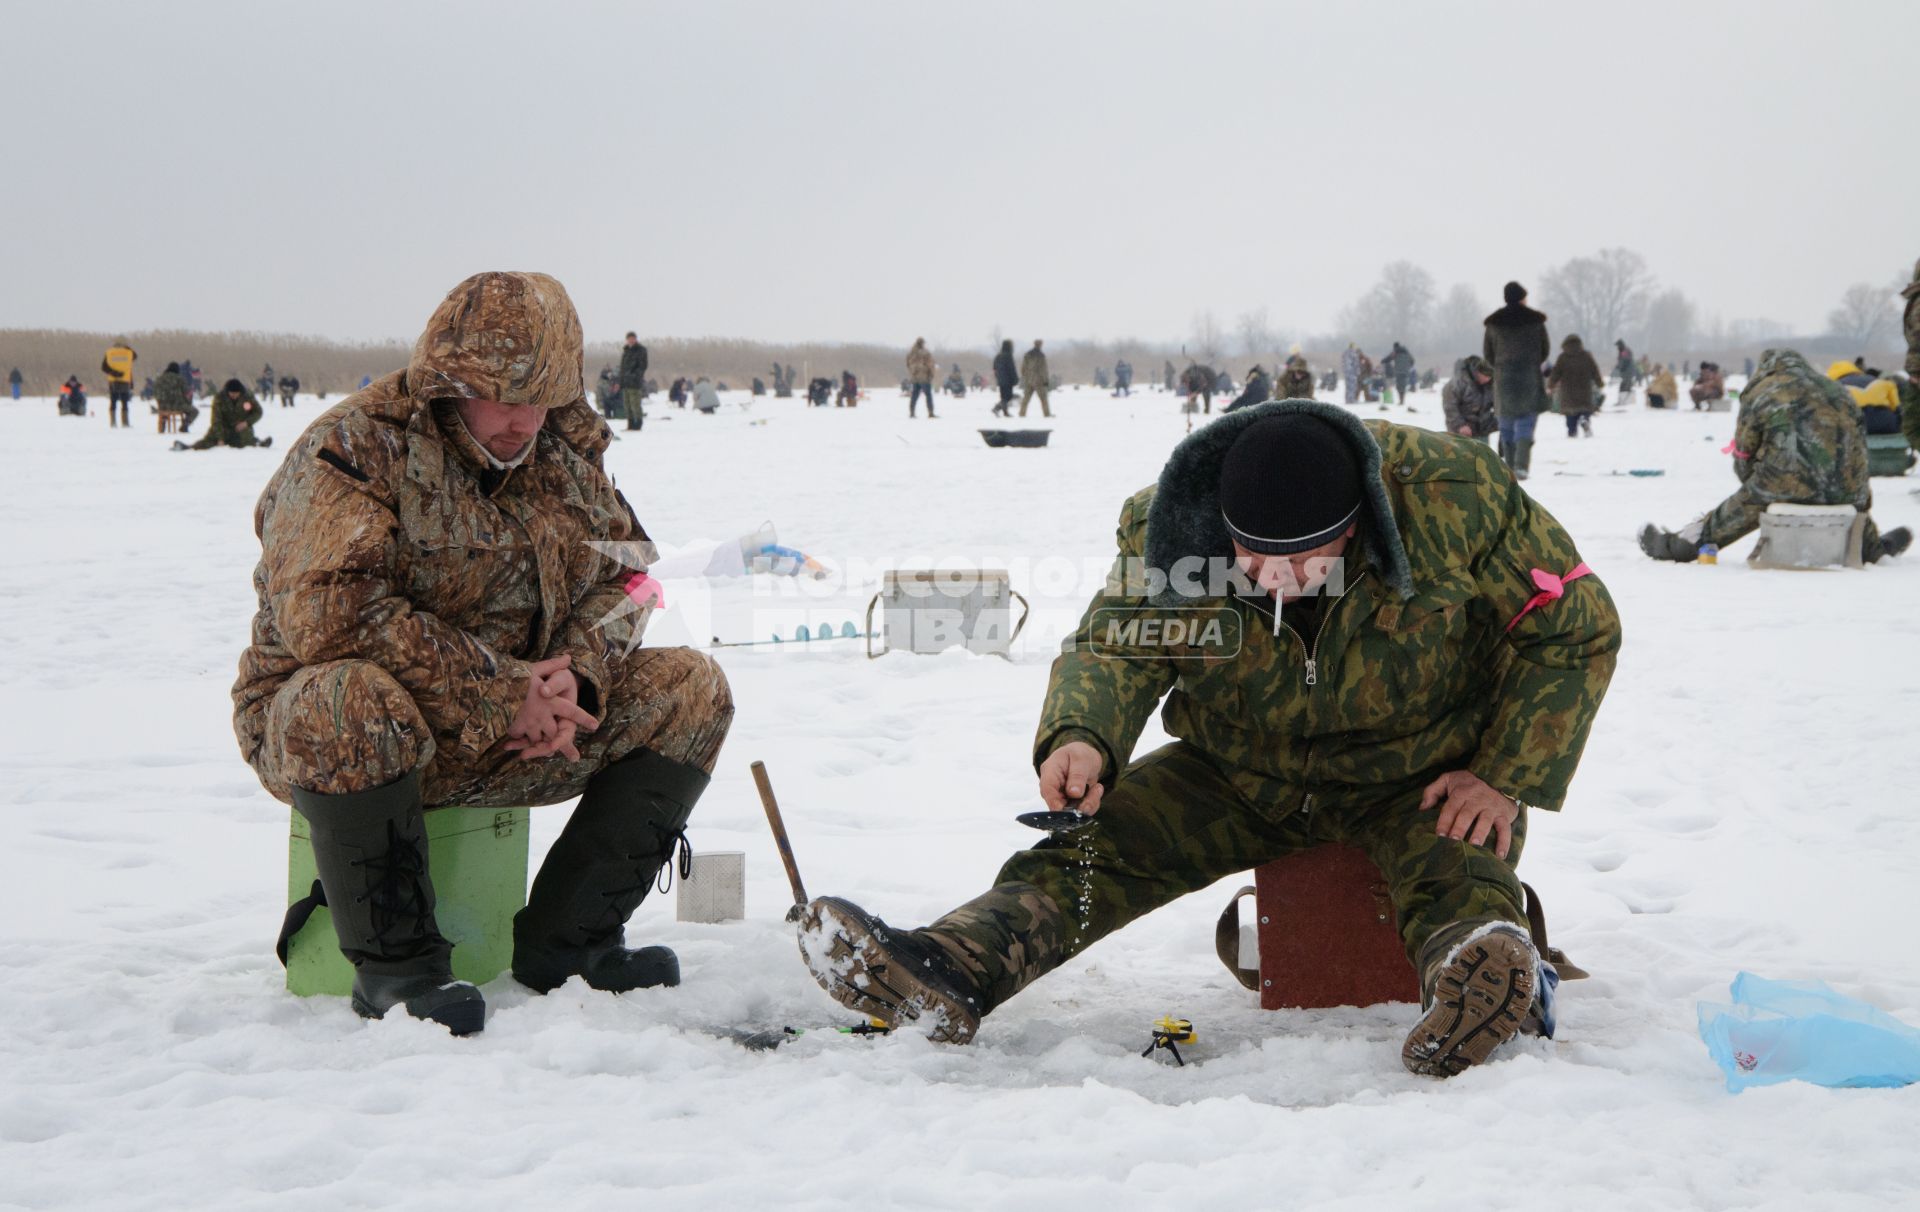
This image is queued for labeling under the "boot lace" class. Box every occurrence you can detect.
[653,825,694,895]
[595,824,695,922]
[351,821,440,955]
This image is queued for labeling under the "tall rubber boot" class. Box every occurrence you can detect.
[1498,435,1513,469]
[291,772,486,1035]
[1514,438,1534,481]
[512,749,709,994]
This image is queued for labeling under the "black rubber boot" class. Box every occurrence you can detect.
[1867,526,1912,562]
[512,749,709,994]
[1638,523,1700,563]
[1514,438,1534,481]
[291,772,486,1036]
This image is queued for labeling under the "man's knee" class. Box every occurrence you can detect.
[263,660,430,796]
[607,647,735,772]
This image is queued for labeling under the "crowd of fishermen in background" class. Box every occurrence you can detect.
[13,270,1917,478]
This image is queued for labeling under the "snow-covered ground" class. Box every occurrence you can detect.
[3,383,1917,1210]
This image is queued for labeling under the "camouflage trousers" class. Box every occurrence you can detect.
[920,741,1529,1015]
[248,646,733,806]
[192,421,261,450]
[1690,482,1883,553]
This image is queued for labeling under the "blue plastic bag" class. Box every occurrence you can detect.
[1697,972,1920,1092]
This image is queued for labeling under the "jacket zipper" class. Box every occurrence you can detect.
[1267,568,1369,688]
[1277,568,1371,813]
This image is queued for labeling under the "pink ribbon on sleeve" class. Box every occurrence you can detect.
[1720,439,1752,459]
[1505,564,1592,633]
[624,571,666,610]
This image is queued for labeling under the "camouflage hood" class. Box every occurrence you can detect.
[1754,348,1815,382]
[407,271,586,412]
[1142,400,1413,605]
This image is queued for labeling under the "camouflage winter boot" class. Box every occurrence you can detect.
[798,883,1070,1043]
[291,771,486,1036]
[512,749,708,994]
[1638,523,1700,563]
[1401,920,1540,1077]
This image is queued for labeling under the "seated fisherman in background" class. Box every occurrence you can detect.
[1442,355,1498,439]
[174,379,271,451]
[233,271,733,1035]
[1828,360,1902,435]
[799,400,1621,1077]
[1688,362,1726,409]
[1640,349,1910,564]
[1646,363,1678,409]
[1276,353,1315,401]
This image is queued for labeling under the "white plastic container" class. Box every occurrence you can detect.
[1748,503,1865,570]
[865,569,1030,659]
[676,851,746,923]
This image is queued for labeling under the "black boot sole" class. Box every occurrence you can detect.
[1402,928,1536,1077]
[350,989,487,1037]
[797,897,981,1044]
[511,946,680,995]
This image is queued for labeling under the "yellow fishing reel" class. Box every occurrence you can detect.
[1142,1016,1197,1065]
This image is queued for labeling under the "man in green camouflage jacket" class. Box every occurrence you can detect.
[153,361,198,432]
[1639,348,1910,563]
[180,378,270,450]
[800,401,1621,1076]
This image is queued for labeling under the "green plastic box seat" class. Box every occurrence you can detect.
[284,805,530,997]
[1865,433,1915,478]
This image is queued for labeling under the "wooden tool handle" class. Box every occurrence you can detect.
[750,760,808,908]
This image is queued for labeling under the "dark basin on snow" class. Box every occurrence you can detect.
[979,429,1051,448]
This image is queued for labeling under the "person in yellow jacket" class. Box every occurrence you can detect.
[1827,361,1901,435]
[1646,363,1678,409]
[101,340,137,428]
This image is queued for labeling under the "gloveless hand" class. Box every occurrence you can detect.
[1418,770,1519,859]
[505,655,599,763]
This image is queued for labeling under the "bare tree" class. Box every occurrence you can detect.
[1538,248,1654,346]
[1376,261,1437,348]
[1825,282,1897,351]
[1236,307,1276,360]
[1430,284,1486,362]
[1190,309,1226,363]
[1642,289,1696,361]
[1337,261,1436,353]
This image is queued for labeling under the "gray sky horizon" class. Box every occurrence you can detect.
[7,0,1915,348]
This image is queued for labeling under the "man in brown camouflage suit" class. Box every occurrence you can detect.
[1277,354,1315,401]
[234,271,734,1034]
[1018,339,1052,417]
[799,401,1620,1077]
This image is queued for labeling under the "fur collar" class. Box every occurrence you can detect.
[1483,302,1547,329]
[1142,400,1413,605]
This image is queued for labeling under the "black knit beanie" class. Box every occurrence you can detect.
[1503,281,1527,305]
[223,378,246,394]
[1218,415,1364,555]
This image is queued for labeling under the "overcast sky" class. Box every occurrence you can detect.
[6,0,1914,347]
